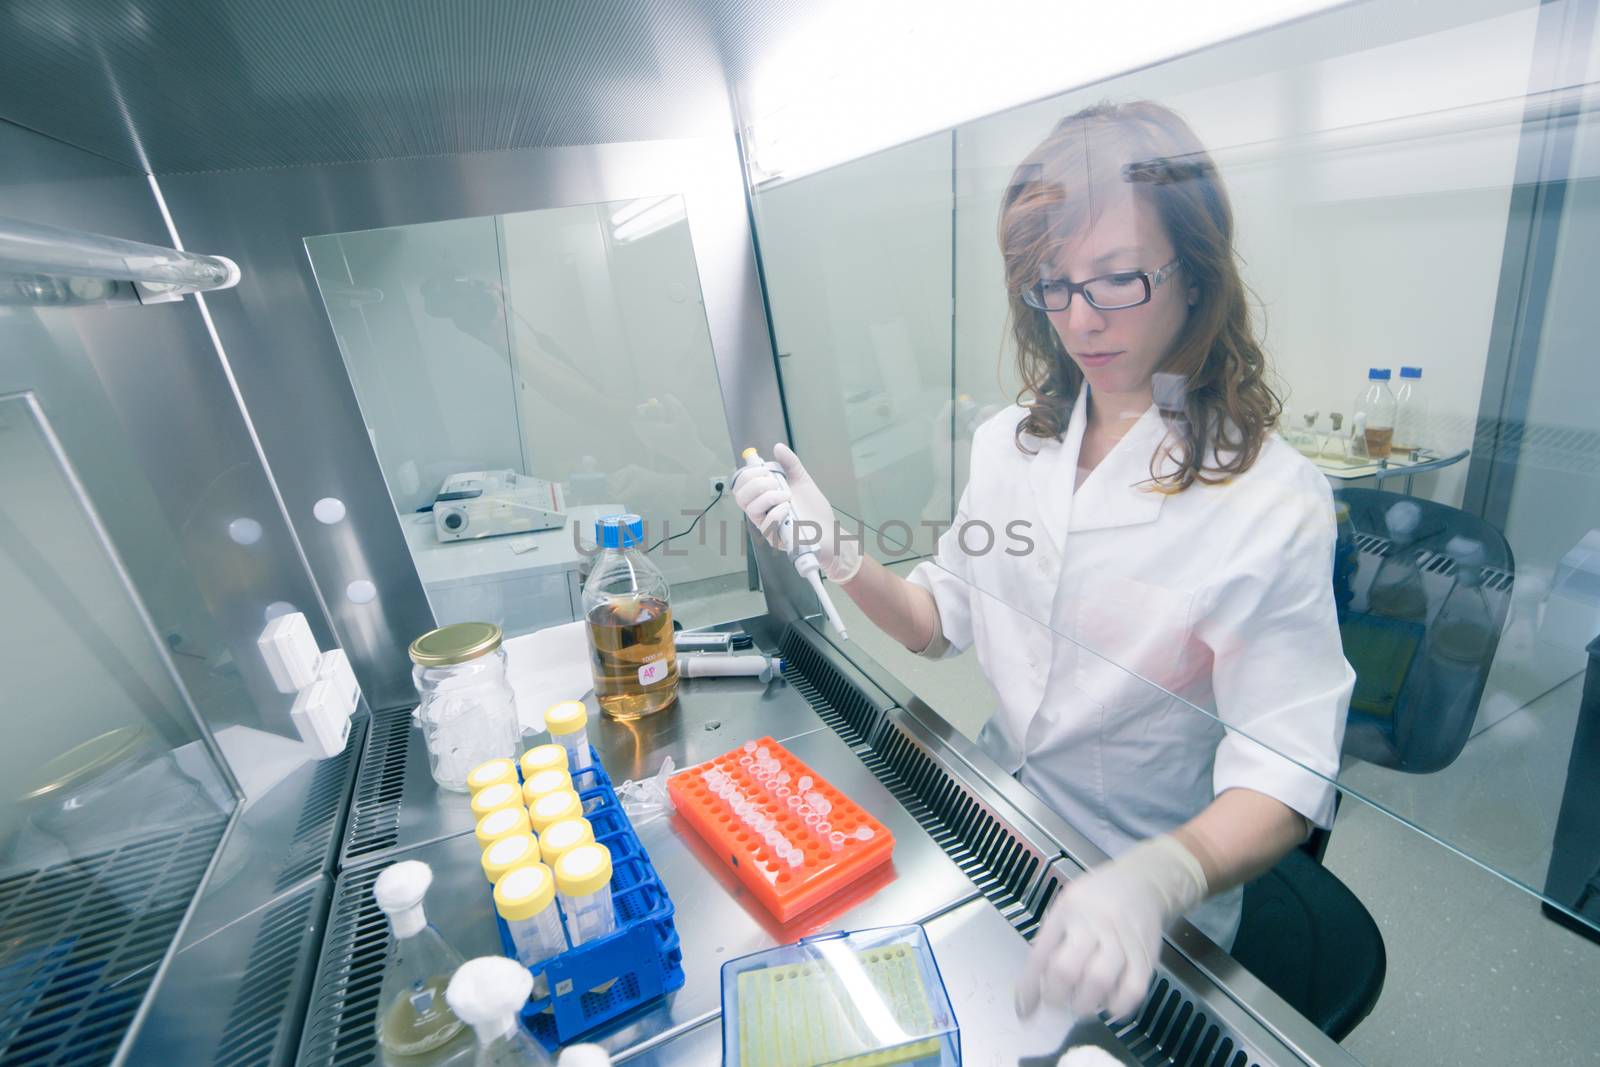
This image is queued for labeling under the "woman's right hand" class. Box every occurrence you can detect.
[733,443,862,582]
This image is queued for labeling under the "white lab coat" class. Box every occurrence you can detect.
[908,385,1353,947]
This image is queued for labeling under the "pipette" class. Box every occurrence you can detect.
[734,448,850,640]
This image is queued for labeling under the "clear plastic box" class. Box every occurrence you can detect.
[720,925,959,1067]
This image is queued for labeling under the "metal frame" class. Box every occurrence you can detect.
[157,135,798,713]
[1462,0,1598,523]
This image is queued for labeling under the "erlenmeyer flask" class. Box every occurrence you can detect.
[1368,501,1428,621]
[1432,537,1496,663]
[445,956,555,1066]
[374,861,467,1055]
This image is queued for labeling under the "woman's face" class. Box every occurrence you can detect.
[1041,189,1191,401]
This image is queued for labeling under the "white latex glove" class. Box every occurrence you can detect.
[1016,835,1208,1021]
[732,443,863,583]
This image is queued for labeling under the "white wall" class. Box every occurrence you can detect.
[951,0,1539,509]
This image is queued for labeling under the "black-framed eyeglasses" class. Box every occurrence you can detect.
[1020,257,1182,312]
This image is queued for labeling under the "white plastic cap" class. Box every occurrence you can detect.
[558,1044,614,1067]
[1384,500,1422,540]
[373,860,433,938]
[445,955,534,1037]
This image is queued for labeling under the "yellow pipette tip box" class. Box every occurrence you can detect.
[720,925,958,1067]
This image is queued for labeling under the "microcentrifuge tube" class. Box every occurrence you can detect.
[744,741,757,753]
[854,827,875,841]
[755,746,769,759]
[817,821,831,836]
[796,776,813,792]
[828,831,846,851]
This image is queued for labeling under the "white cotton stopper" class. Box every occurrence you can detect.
[558,1044,614,1067]
[373,860,433,938]
[445,956,534,1041]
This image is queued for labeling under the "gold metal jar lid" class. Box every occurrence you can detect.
[409,622,503,666]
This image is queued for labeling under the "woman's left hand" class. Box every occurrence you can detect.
[1015,834,1208,1020]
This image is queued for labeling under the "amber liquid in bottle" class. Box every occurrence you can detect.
[1364,425,1394,460]
[587,596,679,720]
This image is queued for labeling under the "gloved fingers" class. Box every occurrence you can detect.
[739,485,791,526]
[732,470,782,510]
[1014,905,1069,1018]
[1106,955,1152,1021]
[1067,931,1127,1018]
[1037,916,1099,1012]
[772,442,812,486]
[756,500,794,548]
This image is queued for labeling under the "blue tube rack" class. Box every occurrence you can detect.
[493,749,684,1050]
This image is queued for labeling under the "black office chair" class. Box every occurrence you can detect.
[1231,488,1514,1040]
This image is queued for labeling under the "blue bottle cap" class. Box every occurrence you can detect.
[1368,368,1391,380]
[1400,366,1422,378]
[596,514,645,549]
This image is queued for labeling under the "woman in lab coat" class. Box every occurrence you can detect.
[736,101,1353,1020]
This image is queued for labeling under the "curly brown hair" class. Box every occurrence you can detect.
[999,100,1280,490]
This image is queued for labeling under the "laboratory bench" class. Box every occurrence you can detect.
[282,617,1360,1067]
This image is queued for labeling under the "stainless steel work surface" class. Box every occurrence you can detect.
[342,669,831,870]
[621,896,1103,1067]
[303,691,978,1063]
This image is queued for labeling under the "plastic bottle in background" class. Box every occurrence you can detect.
[1353,369,1397,460]
[1368,501,1429,622]
[373,861,467,1055]
[444,956,555,1067]
[1392,366,1430,456]
[581,515,679,720]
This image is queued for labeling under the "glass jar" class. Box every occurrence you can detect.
[410,622,520,793]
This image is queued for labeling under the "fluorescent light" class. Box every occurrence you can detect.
[739,0,1349,185]
[612,197,687,243]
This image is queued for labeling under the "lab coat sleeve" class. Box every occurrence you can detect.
[1195,475,1353,829]
[905,495,976,659]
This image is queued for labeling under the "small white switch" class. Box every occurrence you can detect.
[291,680,352,758]
[258,612,320,694]
[314,648,360,716]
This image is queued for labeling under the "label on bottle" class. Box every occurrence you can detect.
[639,659,669,686]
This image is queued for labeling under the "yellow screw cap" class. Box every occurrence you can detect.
[519,744,568,778]
[544,700,588,737]
[538,817,595,864]
[494,863,557,921]
[554,842,613,897]
[467,758,517,794]
[470,781,522,818]
[529,789,583,832]
[474,806,532,849]
[481,833,540,883]
[522,768,574,805]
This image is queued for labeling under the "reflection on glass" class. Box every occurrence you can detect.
[306,197,758,638]
[0,395,234,875]
[749,0,1600,1055]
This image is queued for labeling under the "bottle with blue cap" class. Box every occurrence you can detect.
[1353,368,1397,460]
[1392,366,1429,455]
[581,514,679,720]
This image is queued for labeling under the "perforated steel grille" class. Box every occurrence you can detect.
[1112,978,1263,1067]
[0,817,227,1067]
[781,628,1050,931]
[277,717,365,891]
[340,707,413,868]
[213,880,327,1067]
[295,865,390,1067]
[780,630,889,748]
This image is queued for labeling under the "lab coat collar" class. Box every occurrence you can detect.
[1070,392,1171,534]
[1025,384,1089,557]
